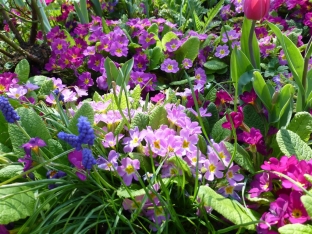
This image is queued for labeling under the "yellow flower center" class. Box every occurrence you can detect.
[95,60,100,66]
[209,164,216,172]
[292,209,302,218]
[137,77,143,83]
[132,137,139,144]
[167,65,173,70]
[182,140,189,148]
[125,164,134,174]
[225,186,234,195]
[0,84,5,92]
[154,140,161,149]
[57,44,63,50]
[227,171,233,178]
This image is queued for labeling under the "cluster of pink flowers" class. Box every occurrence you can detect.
[249,156,312,232]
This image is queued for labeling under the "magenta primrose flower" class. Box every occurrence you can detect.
[117,157,140,186]
[160,58,179,73]
[68,150,86,181]
[77,72,94,89]
[222,107,244,130]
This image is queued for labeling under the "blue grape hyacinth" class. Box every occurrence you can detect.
[0,96,20,123]
[77,116,95,146]
[82,148,96,170]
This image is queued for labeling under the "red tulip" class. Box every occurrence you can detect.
[243,0,270,20]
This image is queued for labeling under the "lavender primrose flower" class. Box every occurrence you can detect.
[215,45,230,58]
[117,157,140,186]
[165,39,181,52]
[0,96,20,123]
[97,150,119,171]
[182,58,192,69]
[160,58,179,73]
[123,126,146,152]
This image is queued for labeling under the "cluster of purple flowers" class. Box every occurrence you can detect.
[0,96,20,123]
[58,116,96,174]
[249,156,312,232]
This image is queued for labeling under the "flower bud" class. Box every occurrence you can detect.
[243,0,270,21]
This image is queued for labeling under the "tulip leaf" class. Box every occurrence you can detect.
[240,17,260,69]
[252,71,272,111]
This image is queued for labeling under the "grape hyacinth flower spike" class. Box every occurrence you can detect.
[0,96,20,123]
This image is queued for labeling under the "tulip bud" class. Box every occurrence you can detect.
[243,0,270,21]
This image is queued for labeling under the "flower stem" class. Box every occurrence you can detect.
[302,36,312,110]
[248,20,257,69]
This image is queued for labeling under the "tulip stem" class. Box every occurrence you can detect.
[248,20,257,69]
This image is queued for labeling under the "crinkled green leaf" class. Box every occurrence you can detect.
[129,152,152,173]
[0,165,23,181]
[17,107,51,143]
[197,186,256,230]
[287,112,312,141]
[68,103,94,135]
[0,186,35,224]
[204,59,228,71]
[278,224,312,234]
[38,79,54,96]
[130,113,149,130]
[211,117,231,143]
[8,124,28,156]
[304,174,312,184]
[301,195,312,218]
[243,105,265,135]
[28,75,48,86]
[224,142,255,174]
[276,129,312,160]
[149,105,169,130]
[93,91,104,102]
[15,59,30,84]
[131,85,141,109]
[0,112,11,147]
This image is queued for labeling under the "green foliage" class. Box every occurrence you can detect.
[17,107,52,143]
[224,142,255,174]
[149,46,164,70]
[278,224,312,234]
[0,112,10,147]
[0,186,36,224]
[204,59,228,71]
[15,59,30,84]
[276,129,312,160]
[175,36,200,64]
[8,124,29,156]
[74,0,89,23]
[243,105,265,135]
[252,71,272,111]
[130,113,149,130]
[301,195,312,218]
[131,85,142,109]
[149,105,169,130]
[287,112,312,141]
[38,79,54,96]
[241,17,260,69]
[200,0,224,33]
[197,134,207,155]
[68,103,94,135]
[0,165,23,181]
[197,186,256,230]
[161,32,178,50]
[211,117,231,143]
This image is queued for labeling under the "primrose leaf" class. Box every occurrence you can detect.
[197,186,256,231]
[0,186,36,224]
[276,129,312,160]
